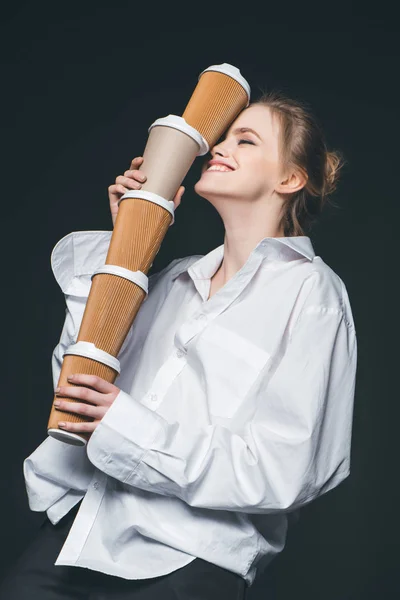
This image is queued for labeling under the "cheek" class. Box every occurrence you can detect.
[236,159,277,194]
[240,156,268,179]
[251,156,280,180]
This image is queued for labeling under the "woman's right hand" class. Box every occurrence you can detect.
[108,156,185,227]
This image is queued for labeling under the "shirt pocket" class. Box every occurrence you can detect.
[194,323,271,418]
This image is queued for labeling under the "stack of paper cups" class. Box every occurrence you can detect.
[47,64,251,446]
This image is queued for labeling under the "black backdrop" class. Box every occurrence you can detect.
[1,2,399,599]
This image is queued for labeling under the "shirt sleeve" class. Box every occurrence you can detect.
[24,231,114,517]
[86,271,357,514]
[23,436,94,517]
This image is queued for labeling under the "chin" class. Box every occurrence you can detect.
[194,176,232,200]
[194,185,220,201]
[194,179,212,199]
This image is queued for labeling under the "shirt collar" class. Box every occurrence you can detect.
[172,236,315,282]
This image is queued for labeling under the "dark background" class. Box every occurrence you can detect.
[1,2,399,599]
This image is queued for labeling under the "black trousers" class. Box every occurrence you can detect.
[0,502,253,600]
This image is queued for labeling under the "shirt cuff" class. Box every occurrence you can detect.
[86,390,165,483]
[46,490,84,525]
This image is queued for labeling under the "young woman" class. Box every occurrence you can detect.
[0,90,357,599]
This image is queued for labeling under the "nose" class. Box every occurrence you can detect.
[211,139,229,158]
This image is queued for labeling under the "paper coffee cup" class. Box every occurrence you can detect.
[182,63,251,149]
[139,115,205,200]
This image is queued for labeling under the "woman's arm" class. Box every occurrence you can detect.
[23,155,185,520]
[23,231,114,517]
[87,274,357,514]
[24,228,188,518]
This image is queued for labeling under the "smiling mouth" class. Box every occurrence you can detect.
[206,165,235,173]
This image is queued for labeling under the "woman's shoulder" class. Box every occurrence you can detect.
[295,256,355,328]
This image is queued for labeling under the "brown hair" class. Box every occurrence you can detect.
[252,89,346,236]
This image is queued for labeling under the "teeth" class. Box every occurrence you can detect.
[207,165,233,172]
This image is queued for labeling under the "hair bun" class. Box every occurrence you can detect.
[324,151,345,196]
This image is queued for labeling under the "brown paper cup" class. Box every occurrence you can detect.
[182,63,251,149]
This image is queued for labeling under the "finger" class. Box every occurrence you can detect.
[53,399,103,420]
[57,420,97,433]
[130,156,144,169]
[56,385,104,405]
[123,169,147,183]
[108,183,128,197]
[67,374,118,394]
[115,175,143,190]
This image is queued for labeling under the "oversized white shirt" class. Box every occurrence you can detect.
[23,230,357,586]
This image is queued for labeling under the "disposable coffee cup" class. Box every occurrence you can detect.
[182,63,251,149]
[139,115,207,200]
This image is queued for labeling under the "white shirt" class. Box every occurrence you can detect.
[23,230,357,586]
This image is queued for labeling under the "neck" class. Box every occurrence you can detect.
[213,214,285,283]
[207,192,287,283]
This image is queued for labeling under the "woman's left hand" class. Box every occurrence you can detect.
[53,374,120,433]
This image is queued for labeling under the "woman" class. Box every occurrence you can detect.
[0,90,357,599]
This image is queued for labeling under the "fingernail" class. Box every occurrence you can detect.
[53,400,60,407]
[55,387,60,393]
[58,422,66,428]
[67,375,74,380]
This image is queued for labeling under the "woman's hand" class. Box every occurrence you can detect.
[53,374,120,434]
[108,156,185,226]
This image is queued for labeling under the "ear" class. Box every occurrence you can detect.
[275,168,308,195]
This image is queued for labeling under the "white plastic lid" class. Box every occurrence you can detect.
[48,428,87,446]
[119,189,175,225]
[92,264,149,294]
[148,115,209,156]
[63,341,121,373]
[199,63,250,105]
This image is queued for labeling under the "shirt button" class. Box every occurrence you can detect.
[93,481,100,490]
[176,349,185,358]
[149,393,158,402]
[196,313,206,321]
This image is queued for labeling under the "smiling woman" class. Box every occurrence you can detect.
[4,85,356,600]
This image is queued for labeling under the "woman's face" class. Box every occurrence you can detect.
[194,104,284,204]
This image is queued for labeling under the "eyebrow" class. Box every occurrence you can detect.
[230,127,263,141]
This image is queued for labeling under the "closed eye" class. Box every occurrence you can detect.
[238,139,255,145]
